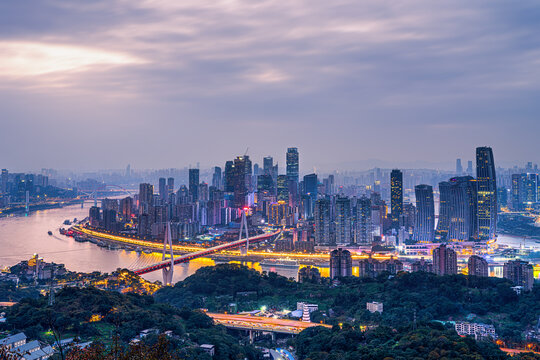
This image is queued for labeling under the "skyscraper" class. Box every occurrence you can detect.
[329,248,352,279]
[413,184,435,242]
[468,255,488,277]
[159,177,167,202]
[356,196,372,244]
[476,147,497,241]
[456,159,463,175]
[277,175,289,203]
[466,160,473,176]
[224,161,234,192]
[1,169,7,194]
[433,244,457,275]
[335,196,352,244]
[189,168,200,202]
[286,147,299,183]
[232,156,252,208]
[314,198,331,244]
[263,156,273,175]
[303,173,318,218]
[167,177,174,196]
[436,181,452,241]
[212,167,222,189]
[138,183,154,214]
[448,176,478,241]
[390,169,403,229]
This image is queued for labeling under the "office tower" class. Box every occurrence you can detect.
[176,185,189,204]
[119,196,133,220]
[314,198,331,244]
[476,147,497,241]
[102,209,117,231]
[436,181,451,240]
[356,196,372,244]
[277,175,289,202]
[1,169,8,194]
[433,244,457,275]
[448,176,478,241]
[525,173,537,205]
[456,159,463,175]
[335,196,352,244]
[257,174,274,193]
[466,161,473,176]
[167,177,174,195]
[503,260,534,291]
[323,175,335,195]
[189,168,200,202]
[253,163,259,177]
[139,183,154,213]
[212,167,222,189]
[468,255,488,277]
[413,185,435,242]
[497,187,508,210]
[390,169,403,229]
[511,174,523,210]
[224,161,234,192]
[303,173,318,218]
[101,198,119,212]
[263,156,273,175]
[232,155,252,208]
[125,164,131,178]
[286,147,299,183]
[329,248,352,279]
[269,201,289,225]
[159,178,167,202]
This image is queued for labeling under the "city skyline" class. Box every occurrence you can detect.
[2,1,540,170]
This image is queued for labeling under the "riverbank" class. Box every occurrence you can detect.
[0,199,81,218]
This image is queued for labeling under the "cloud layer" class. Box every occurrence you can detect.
[1,0,540,171]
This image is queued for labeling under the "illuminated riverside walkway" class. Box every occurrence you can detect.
[206,312,331,335]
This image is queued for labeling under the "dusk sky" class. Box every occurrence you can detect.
[1,1,540,172]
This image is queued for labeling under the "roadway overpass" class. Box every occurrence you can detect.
[206,312,331,335]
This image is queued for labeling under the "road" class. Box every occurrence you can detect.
[206,312,331,334]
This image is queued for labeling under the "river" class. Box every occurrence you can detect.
[0,203,537,284]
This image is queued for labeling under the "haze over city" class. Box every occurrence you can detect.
[2,1,540,171]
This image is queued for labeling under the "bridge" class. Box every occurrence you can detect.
[132,229,280,276]
[206,312,331,335]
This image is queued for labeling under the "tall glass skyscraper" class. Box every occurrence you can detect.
[448,176,478,241]
[413,184,435,242]
[390,169,403,229]
[314,198,332,245]
[476,146,497,241]
[436,181,452,240]
[286,147,299,183]
[188,168,199,202]
[335,196,352,244]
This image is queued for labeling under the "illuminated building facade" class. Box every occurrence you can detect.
[413,184,435,242]
[329,248,352,279]
[476,146,497,241]
[433,244,457,275]
[390,169,403,229]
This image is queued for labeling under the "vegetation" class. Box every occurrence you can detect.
[155,264,540,344]
[0,282,40,302]
[1,286,259,360]
[293,323,540,360]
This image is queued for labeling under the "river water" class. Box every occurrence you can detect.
[0,203,537,284]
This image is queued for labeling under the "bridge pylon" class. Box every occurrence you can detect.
[239,208,250,256]
[162,222,174,285]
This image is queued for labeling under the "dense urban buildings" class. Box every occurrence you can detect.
[468,255,489,277]
[503,260,535,291]
[329,248,352,279]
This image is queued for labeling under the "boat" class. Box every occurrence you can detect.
[47,231,53,236]
[143,249,153,254]
[97,241,108,248]
[260,259,300,269]
[63,220,72,225]
[108,244,119,250]
[59,228,67,235]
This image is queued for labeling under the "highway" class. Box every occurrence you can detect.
[206,312,331,334]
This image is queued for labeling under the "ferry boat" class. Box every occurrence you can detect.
[47,231,53,236]
[63,220,72,225]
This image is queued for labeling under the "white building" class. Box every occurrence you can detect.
[296,302,318,313]
[366,302,383,313]
[454,322,496,340]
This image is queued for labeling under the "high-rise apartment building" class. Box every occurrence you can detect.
[232,156,252,208]
[314,198,331,244]
[390,169,403,229]
[468,255,488,277]
[413,184,435,242]
[329,248,352,279]
[433,244,457,275]
[356,196,372,244]
[503,260,534,291]
[224,161,234,192]
[167,177,174,196]
[456,159,463,174]
[189,168,200,202]
[277,175,289,203]
[335,196,351,244]
[476,147,497,241]
[138,183,154,214]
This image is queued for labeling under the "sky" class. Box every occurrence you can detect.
[1,0,540,173]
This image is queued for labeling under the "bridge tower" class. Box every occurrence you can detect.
[239,208,250,255]
[162,222,174,285]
